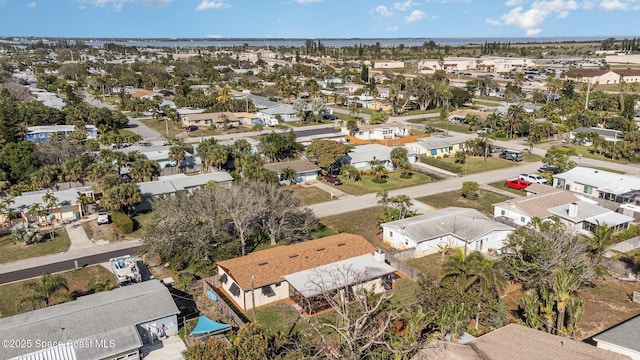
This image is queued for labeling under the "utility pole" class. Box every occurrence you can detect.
[251,275,257,321]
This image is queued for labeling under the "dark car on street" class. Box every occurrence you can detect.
[324,174,342,185]
[185,125,198,132]
[538,164,561,174]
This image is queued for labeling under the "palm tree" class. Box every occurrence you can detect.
[168,145,186,170]
[552,265,582,334]
[372,164,389,180]
[400,162,412,176]
[76,194,93,218]
[589,222,614,262]
[19,273,69,310]
[376,190,389,206]
[11,222,43,244]
[216,86,232,111]
[280,167,297,184]
[29,203,42,224]
[0,196,15,228]
[42,191,58,239]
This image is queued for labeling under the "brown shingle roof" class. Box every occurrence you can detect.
[217,233,375,290]
[181,112,238,122]
[468,324,631,360]
[613,69,640,77]
[495,188,578,218]
[565,68,610,78]
[263,159,321,174]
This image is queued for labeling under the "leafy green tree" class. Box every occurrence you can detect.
[168,145,186,168]
[0,141,40,184]
[369,111,389,125]
[390,147,408,169]
[101,183,142,215]
[542,146,576,172]
[280,167,297,184]
[130,160,160,182]
[454,151,466,164]
[19,273,68,310]
[340,164,361,181]
[588,222,614,262]
[305,139,348,173]
[461,181,479,200]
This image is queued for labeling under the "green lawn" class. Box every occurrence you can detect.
[285,185,332,206]
[337,172,434,196]
[139,118,182,138]
[430,156,522,175]
[131,211,155,237]
[569,144,632,165]
[416,189,510,217]
[320,206,388,250]
[252,302,311,335]
[0,228,71,264]
[428,121,473,134]
[0,265,118,318]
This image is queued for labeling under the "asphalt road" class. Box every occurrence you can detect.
[0,245,141,285]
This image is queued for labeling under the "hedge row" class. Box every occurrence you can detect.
[111,211,134,234]
[420,156,463,174]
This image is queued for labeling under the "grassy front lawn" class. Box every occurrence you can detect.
[0,228,71,264]
[416,189,509,217]
[569,144,632,164]
[338,172,434,196]
[285,185,332,206]
[252,302,311,335]
[320,206,388,250]
[0,265,118,318]
[428,121,473,134]
[432,156,522,175]
[131,211,155,237]
[138,118,182,138]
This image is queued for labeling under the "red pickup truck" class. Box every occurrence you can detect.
[504,179,531,191]
[324,174,343,185]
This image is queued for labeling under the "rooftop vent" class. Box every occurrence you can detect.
[337,243,346,247]
[258,261,268,266]
[289,254,299,258]
[316,247,326,252]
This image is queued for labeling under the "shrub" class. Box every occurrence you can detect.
[399,173,412,179]
[461,181,480,200]
[111,211,134,234]
[420,156,463,174]
[371,177,387,184]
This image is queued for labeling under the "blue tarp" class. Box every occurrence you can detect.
[190,315,231,336]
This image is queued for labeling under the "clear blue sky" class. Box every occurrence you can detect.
[0,0,638,39]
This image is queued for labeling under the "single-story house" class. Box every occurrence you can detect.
[113,145,196,170]
[569,127,624,144]
[26,125,98,142]
[134,172,233,212]
[553,167,640,204]
[342,144,416,171]
[257,104,298,126]
[548,200,633,234]
[0,280,180,360]
[263,159,321,184]
[413,324,631,360]
[346,126,411,141]
[130,90,163,99]
[593,314,640,360]
[372,60,405,69]
[405,135,468,158]
[181,112,242,129]
[564,68,640,84]
[293,127,346,146]
[493,187,580,227]
[234,112,263,126]
[216,233,396,314]
[381,207,514,256]
[6,187,94,224]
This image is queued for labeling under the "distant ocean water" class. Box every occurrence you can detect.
[28,36,611,48]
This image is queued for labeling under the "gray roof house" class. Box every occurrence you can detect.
[593,314,640,359]
[342,144,416,171]
[553,166,640,204]
[413,324,631,360]
[135,172,233,212]
[405,135,468,158]
[381,207,514,256]
[0,280,180,360]
[263,159,321,184]
[570,126,624,143]
[6,187,94,223]
[548,200,634,234]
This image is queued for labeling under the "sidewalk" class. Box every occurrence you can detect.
[310,180,352,199]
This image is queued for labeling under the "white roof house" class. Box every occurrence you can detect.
[553,167,640,203]
[342,144,416,171]
[382,207,514,256]
[7,187,94,222]
[406,135,468,158]
[0,280,179,360]
[548,200,634,234]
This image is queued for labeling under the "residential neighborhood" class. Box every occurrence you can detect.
[2,32,640,360]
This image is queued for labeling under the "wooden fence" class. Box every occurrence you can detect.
[201,276,248,328]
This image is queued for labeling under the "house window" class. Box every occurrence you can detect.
[219,273,228,284]
[229,282,241,297]
[275,282,282,288]
[520,216,525,223]
[501,210,505,216]
[389,231,393,238]
[261,285,276,297]
[583,185,593,195]
[430,149,437,155]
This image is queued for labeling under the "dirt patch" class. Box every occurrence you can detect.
[81,219,119,242]
[577,276,640,340]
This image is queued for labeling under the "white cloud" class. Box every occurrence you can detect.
[294,0,321,3]
[26,1,37,8]
[393,0,416,11]
[143,0,173,6]
[76,0,173,10]
[195,0,230,11]
[374,5,394,17]
[404,9,425,22]
[492,0,580,35]
[582,1,596,8]
[387,25,399,31]
[599,0,631,10]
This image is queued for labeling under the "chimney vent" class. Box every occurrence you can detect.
[568,202,579,218]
